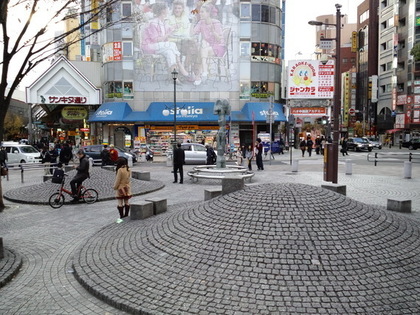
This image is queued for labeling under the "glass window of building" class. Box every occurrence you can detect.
[121,2,132,17]
[251,42,260,56]
[122,41,133,57]
[252,4,261,21]
[240,3,251,20]
[240,23,251,37]
[240,42,251,57]
[261,5,269,23]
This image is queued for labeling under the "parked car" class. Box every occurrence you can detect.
[83,145,137,165]
[402,138,420,150]
[346,137,373,152]
[1,142,41,164]
[365,137,382,149]
[168,143,216,164]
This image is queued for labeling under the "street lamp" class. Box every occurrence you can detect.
[162,69,187,149]
[308,4,342,184]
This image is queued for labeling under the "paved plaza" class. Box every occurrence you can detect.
[0,149,419,314]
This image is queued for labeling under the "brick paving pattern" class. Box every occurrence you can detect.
[73,183,420,314]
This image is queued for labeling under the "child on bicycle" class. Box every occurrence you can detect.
[70,149,90,202]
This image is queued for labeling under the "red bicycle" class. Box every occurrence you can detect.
[48,174,98,208]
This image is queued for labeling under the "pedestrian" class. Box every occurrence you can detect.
[320,136,326,155]
[236,146,243,166]
[70,149,90,203]
[299,138,307,157]
[40,145,52,175]
[0,146,8,168]
[59,143,73,165]
[100,145,112,166]
[173,142,185,184]
[113,157,132,219]
[341,137,349,156]
[315,135,321,155]
[109,144,119,164]
[245,144,253,170]
[49,145,58,172]
[206,144,216,165]
[279,138,285,154]
[255,138,264,170]
[306,136,314,157]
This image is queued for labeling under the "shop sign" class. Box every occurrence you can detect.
[47,96,87,104]
[80,128,90,132]
[290,107,327,116]
[62,106,88,120]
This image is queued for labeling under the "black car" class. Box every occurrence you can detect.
[346,137,373,152]
[83,145,137,165]
[402,138,420,150]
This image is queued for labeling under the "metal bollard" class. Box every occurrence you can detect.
[404,161,412,179]
[292,160,299,172]
[128,155,133,167]
[345,159,352,175]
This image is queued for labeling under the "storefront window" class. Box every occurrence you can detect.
[123,81,134,99]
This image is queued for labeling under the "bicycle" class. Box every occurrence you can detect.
[48,174,98,208]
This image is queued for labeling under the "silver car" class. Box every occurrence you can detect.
[168,143,216,164]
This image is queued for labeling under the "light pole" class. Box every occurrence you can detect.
[266,96,276,165]
[308,3,342,183]
[172,69,178,149]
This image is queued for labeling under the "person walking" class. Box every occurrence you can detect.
[315,135,322,155]
[245,144,253,171]
[236,146,243,166]
[113,157,132,220]
[255,138,264,170]
[306,136,314,157]
[206,144,216,165]
[341,137,349,156]
[59,143,73,165]
[109,144,119,164]
[173,142,185,184]
[299,138,307,157]
[100,145,112,166]
[70,149,90,203]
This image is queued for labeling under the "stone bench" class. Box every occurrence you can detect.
[387,199,412,213]
[101,165,115,172]
[130,201,154,220]
[222,176,245,195]
[132,171,150,181]
[145,198,167,215]
[204,187,222,201]
[43,174,53,182]
[321,184,347,196]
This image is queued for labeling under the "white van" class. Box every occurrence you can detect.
[1,142,41,164]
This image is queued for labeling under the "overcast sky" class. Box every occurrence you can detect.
[284,0,364,61]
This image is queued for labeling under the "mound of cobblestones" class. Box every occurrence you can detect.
[3,167,164,205]
[73,183,420,314]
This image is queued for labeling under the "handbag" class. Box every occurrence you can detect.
[118,185,129,197]
[1,167,8,176]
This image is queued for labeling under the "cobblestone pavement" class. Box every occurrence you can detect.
[0,151,419,314]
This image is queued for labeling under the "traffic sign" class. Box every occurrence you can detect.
[349,108,356,116]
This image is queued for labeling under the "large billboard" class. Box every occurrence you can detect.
[133,0,240,92]
[287,60,335,99]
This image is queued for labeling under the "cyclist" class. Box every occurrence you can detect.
[70,149,90,202]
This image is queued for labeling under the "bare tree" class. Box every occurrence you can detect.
[0,0,120,210]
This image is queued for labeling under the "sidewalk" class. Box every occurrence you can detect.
[0,152,419,314]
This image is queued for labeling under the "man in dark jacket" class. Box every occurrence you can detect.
[70,149,90,202]
[59,143,73,165]
[173,142,185,184]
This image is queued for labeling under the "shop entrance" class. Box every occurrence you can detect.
[114,126,132,148]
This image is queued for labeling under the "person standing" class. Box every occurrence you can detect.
[70,149,90,202]
[299,138,307,157]
[315,135,321,155]
[113,157,132,219]
[206,144,215,165]
[306,136,314,157]
[255,138,264,170]
[245,144,253,171]
[109,144,119,164]
[100,145,111,166]
[0,146,8,168]
[341,137,349,156]
[40,146,52,175]
[173,142,185,184]
[236,146,243,166]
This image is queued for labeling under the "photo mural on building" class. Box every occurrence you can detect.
[132,0,240,92]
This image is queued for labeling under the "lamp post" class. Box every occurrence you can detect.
[308,4,342,184]
[266,96,276,165]
[172,69,178,148]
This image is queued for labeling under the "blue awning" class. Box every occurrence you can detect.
[89,101,286,123]
[232,102,286,122]
[89,102,133,122]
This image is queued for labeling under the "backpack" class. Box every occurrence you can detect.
[51,168,65,184]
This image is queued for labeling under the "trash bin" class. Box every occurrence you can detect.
[166,153,173,167]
